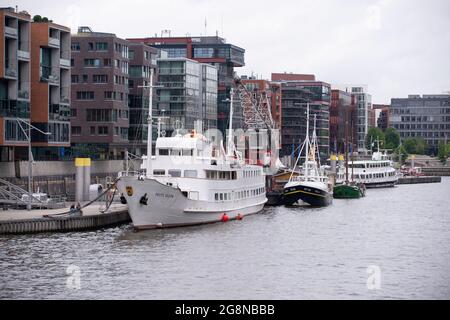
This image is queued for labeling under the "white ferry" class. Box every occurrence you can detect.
[117,87,267,230]
[336,152,399,188]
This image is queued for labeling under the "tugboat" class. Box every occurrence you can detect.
[282,104,333,207]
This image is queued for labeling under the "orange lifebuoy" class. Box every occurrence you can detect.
[221,213,229,222]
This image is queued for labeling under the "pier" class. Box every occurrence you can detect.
[0,204,130,235]
[398,176,442,185]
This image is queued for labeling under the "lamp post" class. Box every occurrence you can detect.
[15,118,51,211]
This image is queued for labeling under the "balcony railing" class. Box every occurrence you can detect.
[49,104,70,121]
[4,59,18,78]
[0,99,30,118]
[40,65,60,84]
[4,26,18,38]
[17,50,30,61]
[60,87,70,105]
[18,89,30,100]
[49,37,60,47]
[60,58,71,68]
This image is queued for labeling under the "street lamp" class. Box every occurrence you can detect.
[15,118,51,211]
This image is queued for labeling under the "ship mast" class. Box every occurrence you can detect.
[227,88,234,158]
[304,103,310,180]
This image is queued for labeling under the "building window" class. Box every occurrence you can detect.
[84,59,101,67]
[86,109,117,122]
[90,126,96,135]
[70,109,77,117]
[88,42,94,51]
[98,126,109,135]
[93,75,108,83]
[82,75,88,83]
[71,75,79,83]
[71,43,80,51]
[95,42,108,51]
[184,170,198,178]
[120,128,128,140]
[114,127,119,136]
[145,51,150,60]
[76,91,94,100]
[71,126,81,135]
[103,59,111,67]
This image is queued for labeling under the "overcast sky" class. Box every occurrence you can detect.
[6,0,450,104]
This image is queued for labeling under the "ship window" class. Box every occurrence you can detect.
[153,169,165,176]
[215,193,219,201]
[182,149,193,156]
[159,149,169,156]
[232,171,237,180]
[184,170,198,178]
[171,149,182,156]
[220,193,223,201]
[225,172,231,180]
[169,170,181,177]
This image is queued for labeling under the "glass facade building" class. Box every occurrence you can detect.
[390,94,450,154]
[276,78,331,160]
[156,58,217,136]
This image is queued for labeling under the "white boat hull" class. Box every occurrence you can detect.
[117,177,267,230]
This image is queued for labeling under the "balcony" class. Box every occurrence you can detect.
[0,99,30,118]
[49,104,70,121]
[17,50,31,61]
[60,87,70,105]
[49,37,60,48]
[4,26,18,38]
[4,59,18,78]
[60,58,71,68]
[18,89,30,100]
[40,65,60,85]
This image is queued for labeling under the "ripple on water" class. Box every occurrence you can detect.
[1,178,450,299]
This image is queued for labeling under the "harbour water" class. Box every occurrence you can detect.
[1,178,449,300]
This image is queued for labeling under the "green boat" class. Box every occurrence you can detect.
[333,183,365,199]
[332,111,366,200]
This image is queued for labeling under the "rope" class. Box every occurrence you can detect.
[43,178,120,218]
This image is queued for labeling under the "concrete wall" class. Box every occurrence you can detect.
[0,159,142,178]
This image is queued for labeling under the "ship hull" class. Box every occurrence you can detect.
[117,177,266,230]
[283,182,333,207]
[333,184,363,199]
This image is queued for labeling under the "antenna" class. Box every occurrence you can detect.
[204,17,207,36]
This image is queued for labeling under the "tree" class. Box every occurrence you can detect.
[384,128,400,150]
[402,137,428,155]
[365,127,385,151]
[394,144,409,164]
[33,15,42,22]
[438,143,449,165]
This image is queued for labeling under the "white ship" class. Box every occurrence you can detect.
[336,151,399,188]
[117,83,267,230]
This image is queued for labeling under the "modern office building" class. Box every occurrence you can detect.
[127,42,158,156]
[272,73,331,160]
[30,19,71,160]
[330,89,357,154]
[127,35,245,135]
[390,94,450,153]
[70,27,131,160]
[372,104,390,131]
[351,86,372,152]
[156,57,218,137]
[0,7,31,161]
